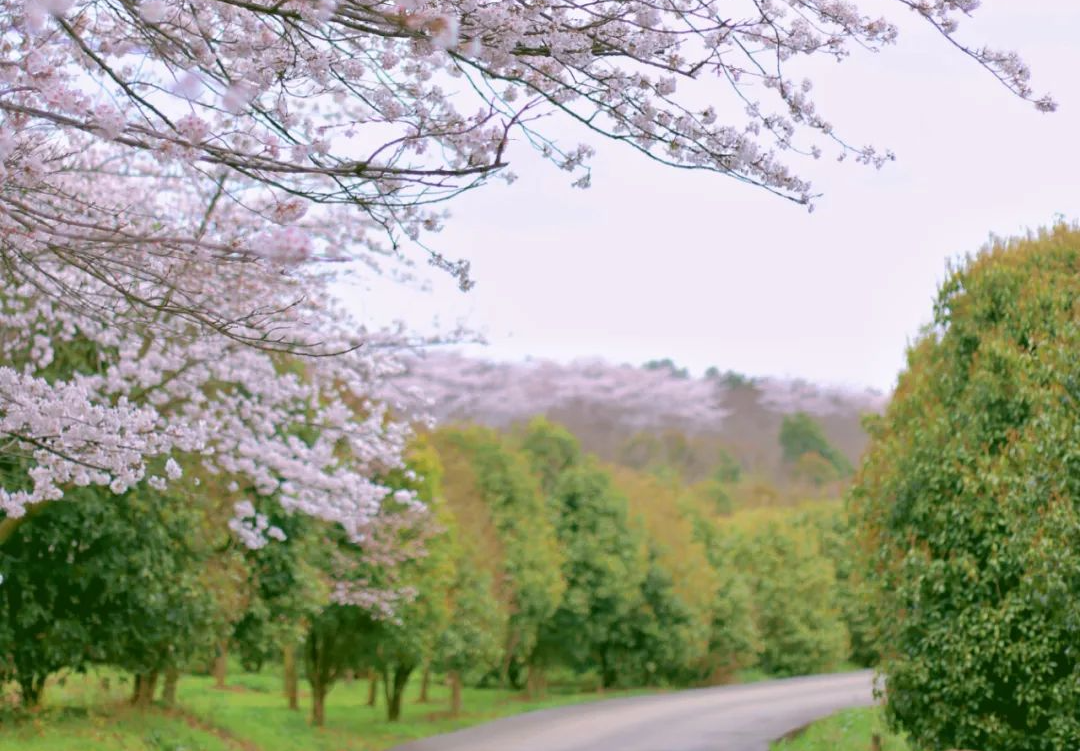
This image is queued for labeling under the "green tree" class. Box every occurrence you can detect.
[792,504,878,668]
[231,506,326,710]
[642,358,690,379]
[0,481,216,707]
[435,565,502,714]
[688,512,761,682]
[517,417,582,496]
[304,441,450,725]
[538,463,649,688]
[851,226,1080,751]
[713,448,743,484]
[432,426,564,690]
[625,546,702,685]
[727,511,848,677]
[304,604,370,726]
[779,412,852,478]
[608,465,718,682]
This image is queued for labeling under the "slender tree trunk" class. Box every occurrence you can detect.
[311,681,327,727]
[131,673,142,705]
[448,670,462,717]
[383,666,412,722]
[161,667,179,707]
[417,665,431,703]
[213,641,228,688]
[598,651,612,692]
[502,629,520,688]
[283,644,299,711]
[387,680,402,721]
[367,670,378,707]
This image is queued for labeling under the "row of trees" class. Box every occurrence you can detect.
[1,408,870,727]
[378,420,868,699]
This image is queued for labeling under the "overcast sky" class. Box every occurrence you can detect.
[340,1,1079,394]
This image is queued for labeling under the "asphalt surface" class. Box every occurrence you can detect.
[391,670,876,751]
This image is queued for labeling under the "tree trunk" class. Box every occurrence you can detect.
[311,682,327,727]
[526,664,546,700]
[133,670,159,708]
[502,629,520,688]
[448,670,462,717]
[283,643,299,711]
[161,667,179,707]
[598,651,614,692]
[417,665,431,703]
[367,670,378,707]
[19,675,46,709]
[383,666,413,722]
[213,641,228,688]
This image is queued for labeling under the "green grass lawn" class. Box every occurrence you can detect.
[771,707,911,751]
[3,662,876,751]
[1,665,654,751]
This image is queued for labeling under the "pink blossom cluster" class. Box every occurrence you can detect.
[326,498,435,610]
[0,257,424,550]
[0,0,1051,304]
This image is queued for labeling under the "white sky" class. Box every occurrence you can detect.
[340,1,1079,394]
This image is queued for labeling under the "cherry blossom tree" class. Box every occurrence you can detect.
[0,0,1052,543]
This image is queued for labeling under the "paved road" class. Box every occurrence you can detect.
[392,671,875,751]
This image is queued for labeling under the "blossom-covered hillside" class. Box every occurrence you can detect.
[390,352,886,481]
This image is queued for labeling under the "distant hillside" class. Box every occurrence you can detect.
[390,351,887,483]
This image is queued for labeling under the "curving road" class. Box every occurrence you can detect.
[392,671,875,751]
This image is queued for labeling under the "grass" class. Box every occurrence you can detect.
[0,706,231,751]
[3,661,874,750]
[1,664,654,751]
[771,707,911,751]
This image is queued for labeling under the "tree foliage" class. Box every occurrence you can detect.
[0,482,216,705]
[724,509,848,677]
[852,226,1080,751]
[430,425,564,687]
[538,462,648,688]
[780,412,853,481]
